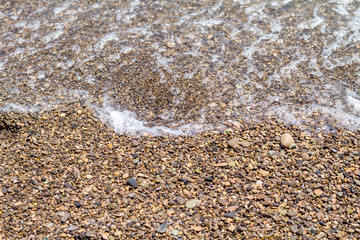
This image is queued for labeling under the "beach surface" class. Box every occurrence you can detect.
[1,105,359,239]
[1,0,360,239]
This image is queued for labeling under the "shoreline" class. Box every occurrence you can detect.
[1,104,359,239]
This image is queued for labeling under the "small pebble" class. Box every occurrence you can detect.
[86,231,96,237]
[156,223,168,233]
[176,196,186,204]
[280,133,295,148]
[218,197,227,206]
[290,225,298,233]
[301,152,310,161]
[127,178,137,188]
[224,212,236,218]
[204,177,213,182]
[314,189,323,196]
[171,230,179,236]
[287,210,297,217]
[74,201,81,208]
[186,199,201,209]
[68,225,78,231]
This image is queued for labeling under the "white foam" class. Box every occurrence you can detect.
[95,105,184,136]
[91,3,101,8]
[85,74,96,84]
[56,60,74,70]
[37,70,45,79]
[121,46,133,54]
[270,20,282,33]
[71,44,81,54]
[107,53,121,62]
[0,103,39,113]
[266,105,301,126]
[17,38,27,44]
[53,2,71,15]
[347,95,360,113]
[346,90,360,113]
[233,0,251,5]
[176,15,191,26]
[151,53,174,73]
[94,32,119,52]
[309,104,360,129]
[116,0,140,23]
[0,61,6,71]
[280,55,306,77]
[127,27,153,38]
[197,19,223,27]
[15,21,27,29]
[27,20,41,30]
[42,29,64,44]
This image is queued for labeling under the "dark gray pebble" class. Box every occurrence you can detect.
[127,178,138,188]
[205,177,214,182]
[310,228,317,235]
[224,212,236,218]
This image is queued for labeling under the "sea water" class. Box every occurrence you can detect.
[0,0,359,135]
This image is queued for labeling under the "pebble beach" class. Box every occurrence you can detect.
[1,0,360,239]
[1,105,360,239]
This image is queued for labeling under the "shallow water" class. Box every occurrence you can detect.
[0,0,359,134]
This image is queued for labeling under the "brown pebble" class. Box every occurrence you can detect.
[280,133,295,148]
[176,196,186,205]
[301,152,310,161]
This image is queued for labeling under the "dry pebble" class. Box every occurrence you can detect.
[127,178,138,188]
[186,199,201,209]
[0,107,359,239]
[156,223,168,234]
[280,133,295,148]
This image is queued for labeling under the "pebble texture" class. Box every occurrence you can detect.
[0,107,359,239]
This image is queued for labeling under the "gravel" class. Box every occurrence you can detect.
[0,107,359,239]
